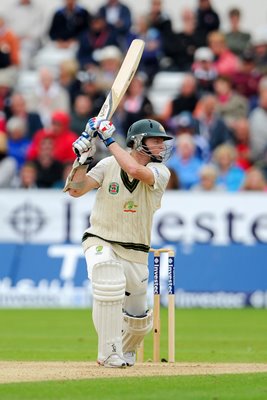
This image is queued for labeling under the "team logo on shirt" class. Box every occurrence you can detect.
[123,200,138,213]
[109,182,119,194]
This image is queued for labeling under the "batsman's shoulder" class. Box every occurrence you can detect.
[147,162,171,179]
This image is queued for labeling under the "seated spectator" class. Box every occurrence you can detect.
[33,137,64,188]
[225,8,251,57]
[212,143,245,191]
[192,46,217,95]
[241,166,267,191]
[15,161,38,188]
[213,75,248,128]
[232,50,262,112]
[122,73,154,132]
[6,116,31,170]
[163,7,206,72]
[208,31,240,77]
[27,110,77,163]
[192,164,225,191]
[53,161,73,189]
[195,0,220,40]
[249,87,267,162]
[98,0,132,49]
[26,67,71,127]
[7,0,44,69]
[170,111,210,161]
[196,94,233,152]
[0,14,20,86]
[5,93,43,139]
[76,12,119,70]
[127,15,162,83]
[58,58,80,107]
[48,0,91,49]
[147,0,172,51]
[231,118,252,170]
[160,74,199,124]
[167,133,203,190]
[70,94,94,135]
[91,45,123,92]
[0,133,17,187]
[76,70,106,115]
[250,30,267,75]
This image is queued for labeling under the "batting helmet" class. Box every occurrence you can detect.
[126,119,173,148]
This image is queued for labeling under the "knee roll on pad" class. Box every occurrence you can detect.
[122,309,153,353]
[92,260,126,303]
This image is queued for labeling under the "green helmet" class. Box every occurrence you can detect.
[126,119,173,148]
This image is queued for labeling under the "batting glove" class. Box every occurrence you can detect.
[96,119,116,147]
[72,132,96,159]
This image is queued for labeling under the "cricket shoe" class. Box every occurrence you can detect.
[98,354,127,368]
[123,351,136,367]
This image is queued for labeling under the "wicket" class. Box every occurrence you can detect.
[137,248,175,363]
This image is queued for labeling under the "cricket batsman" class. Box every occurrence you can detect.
[64,117,173,368]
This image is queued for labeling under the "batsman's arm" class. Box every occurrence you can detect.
[65,161,100,197]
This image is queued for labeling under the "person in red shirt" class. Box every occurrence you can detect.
[27,110,77,163]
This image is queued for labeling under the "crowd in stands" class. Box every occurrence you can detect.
[0,0,267,192]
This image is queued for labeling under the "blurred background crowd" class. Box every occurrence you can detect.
[1,0,267,192]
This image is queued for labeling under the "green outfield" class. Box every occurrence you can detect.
[0,308,266,399]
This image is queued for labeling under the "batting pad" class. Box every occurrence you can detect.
[122,310,153,353]
[92,260,126,362]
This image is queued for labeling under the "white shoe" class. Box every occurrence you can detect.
[98,354,127,368]
[123,351,136,367]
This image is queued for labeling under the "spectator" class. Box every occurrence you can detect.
[147,0,172,43]
[249,88,267,162]
[0,133,17,187]
[231,118,252,170]
[15,161,38,188]
[166,168,180,190]
[212,143,245,191]
[26,67,71,127]
[6,93,43,139]
[91,45,123,92]
[0,14,20,86]
[196,94,232,152]
[160,74,199,123]
[208,31,240,77]
[76,70,106,115]
[192,164,225,191]
[122,73,154,132]
[98,0,132,49]
[58,58,80,107]
[225,7,251,57]
[192,46,217,94]
[76,12,119,70]
[127,15,162,83]
[33,137,64,188]
[213,75,248,128]
[53,161,74,189]
[70,94,94,135]
[48,0,91,48]
[195,0,220,40]
[250,30,267,75]
[27,110,77,163]
[163,8,205,72]
[6,116,31,170]
[167,133,203,190]
[232,50,262,111]
[241,166,267,191]
[7,0,44,69]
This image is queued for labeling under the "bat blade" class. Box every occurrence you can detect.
[97,39,145,120]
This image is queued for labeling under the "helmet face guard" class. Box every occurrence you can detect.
[126,119,173,163]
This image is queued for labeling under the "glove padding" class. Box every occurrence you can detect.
[72,133,96,164]
[88,117,116,147]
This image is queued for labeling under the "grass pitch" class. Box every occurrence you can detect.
[0,308,266,399]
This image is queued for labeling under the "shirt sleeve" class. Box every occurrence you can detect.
[87,156,112,185]
[147,163,170,192]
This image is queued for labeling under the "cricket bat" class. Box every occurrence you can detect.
[79,39,145,164]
